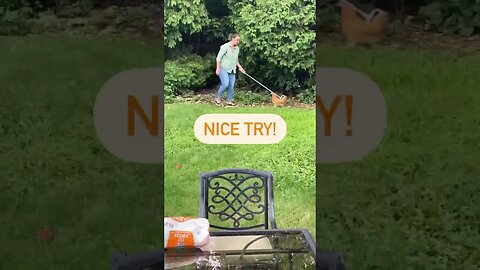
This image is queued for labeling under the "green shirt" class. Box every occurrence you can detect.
[216,42,239,74]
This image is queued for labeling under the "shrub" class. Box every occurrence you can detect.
[27,11,61,33]
[53,0,94,18]
[164,54,209,103]
[0,0,40,11]
[0,0,38,35]
[297,85,316,104]
[202,53,218,89]
[203,17,234,42]
[419,0,480,36]
[233,90,270,105]
[227,0,315,96]
[164,0,210,48]
[317,0,340,32]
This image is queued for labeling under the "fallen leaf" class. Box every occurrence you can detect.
[175,164,182,169]
[36,228,53,241]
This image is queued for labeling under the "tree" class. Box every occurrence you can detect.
[228,0,316,94]
[164,0,210,48]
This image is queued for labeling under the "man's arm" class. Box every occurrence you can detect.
[215,45,226,75]
[237,63,245,74]
[236,50,245,73]
[216,45,226,62]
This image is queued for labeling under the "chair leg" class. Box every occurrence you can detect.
[272,236,279,270]
[288,253,293,270]
[274,253,279,270]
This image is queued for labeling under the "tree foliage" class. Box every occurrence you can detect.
[0,0,36,34]
[419,0,480,36]
[164,0,210,48]
[317,0,340,31]
[228,0,316,94]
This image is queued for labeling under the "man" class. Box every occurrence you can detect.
[214,33,246,106]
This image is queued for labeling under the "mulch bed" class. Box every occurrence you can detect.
[173,93,316,109]
[318,24,480,55]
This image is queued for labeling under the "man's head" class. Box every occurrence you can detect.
[230,33,240,46]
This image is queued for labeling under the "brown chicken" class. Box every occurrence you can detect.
[272,94,287,107]
[337,0,390,46]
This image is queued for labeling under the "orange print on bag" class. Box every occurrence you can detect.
[166,230,195,248]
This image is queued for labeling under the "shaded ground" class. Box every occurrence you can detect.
[319,24,480,55]
[174,91,316,109]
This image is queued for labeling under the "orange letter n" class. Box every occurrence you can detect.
[127,95,159,136]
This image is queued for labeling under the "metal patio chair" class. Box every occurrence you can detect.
[199,168,277,230]
[198,169,280,269]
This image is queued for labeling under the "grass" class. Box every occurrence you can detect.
[164,104,316,233]
[317,46,480,269]
[0,36,163,269]
[1,35,316,269]
[3,34,480,270]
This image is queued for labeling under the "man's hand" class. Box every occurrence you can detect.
[216,68,220,76]
[238,67,246,74]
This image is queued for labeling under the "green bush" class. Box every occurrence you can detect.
[27,11,61,33]
[0,0,39,35]
[164,0,210,48]
[317,0,339,31]
[297,85,316,104]
[0,1,35,35]
[233,90,271,105]
[164,54,209,103]
[202,53,218,88]
[52,0,94,18]
[419,0,480,36]
[203,17,233,42]
[227,0,315,96]
[0,0,40,11]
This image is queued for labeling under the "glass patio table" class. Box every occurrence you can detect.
[113,229,344,270]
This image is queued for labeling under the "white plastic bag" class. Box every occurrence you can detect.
[164,217,210,249]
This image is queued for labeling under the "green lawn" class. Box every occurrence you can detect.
[0,36,163,269]
[317,47,480,269]
[164,104,316,233]
[2,35,480,270]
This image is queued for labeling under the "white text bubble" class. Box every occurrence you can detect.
[194,114,287,144]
